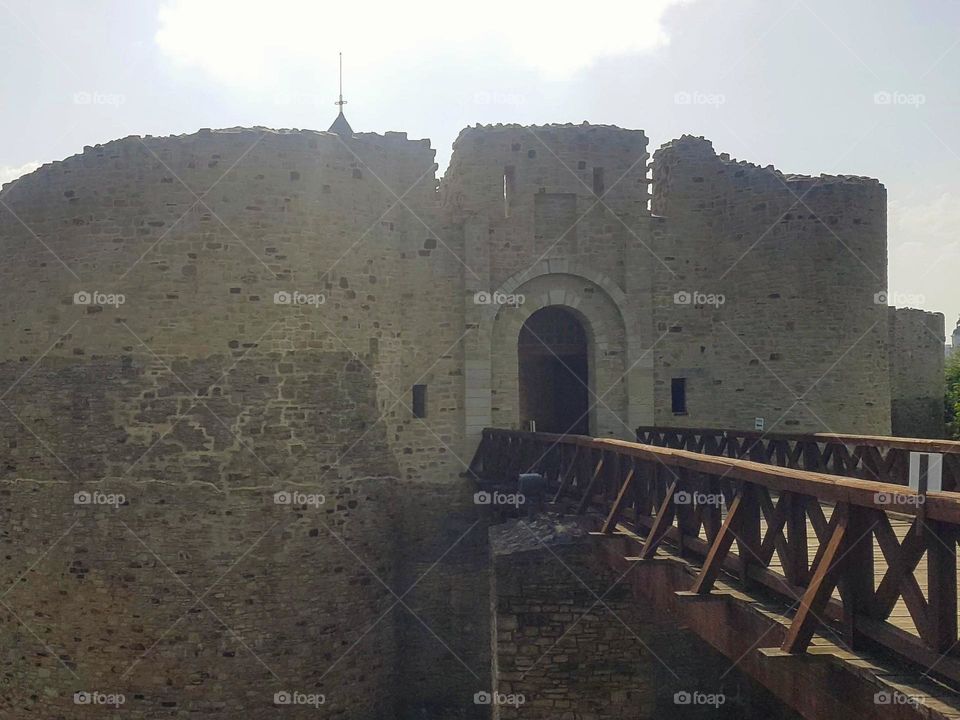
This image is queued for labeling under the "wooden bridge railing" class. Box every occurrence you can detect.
[471,428,960,685]
[635,425,960,490]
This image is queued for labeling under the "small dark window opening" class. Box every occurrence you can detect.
[593,167,605,196]
[412,384,427,418]
[503,165,516,218]
[671,378,687,414]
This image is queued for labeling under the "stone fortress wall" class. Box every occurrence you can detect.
[649,135,892,434]
[0,122,942,484]
[441,124,653,443]
[889,307,946,437]
[0,120,946,718]
[0,128,485,718]
[0,127,465,485]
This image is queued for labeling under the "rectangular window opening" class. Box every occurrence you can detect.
[671,378,687,415]
[503,165,516,218]
[412,384,427,418]
[592,167,605,196]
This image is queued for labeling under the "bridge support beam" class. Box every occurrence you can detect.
[592,532,958,720]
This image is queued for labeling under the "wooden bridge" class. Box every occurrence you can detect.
[470,426,960,719]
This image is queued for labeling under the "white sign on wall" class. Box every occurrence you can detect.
[754,417,765,431]
[908,451,943,493]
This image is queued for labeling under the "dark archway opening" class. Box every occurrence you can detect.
[518,306,590,435]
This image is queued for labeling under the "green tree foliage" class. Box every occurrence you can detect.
[947,352,960,439]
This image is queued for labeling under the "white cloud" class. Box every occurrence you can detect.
[155,0,693,86]
[0,161,41,186]
[888,191,960,324]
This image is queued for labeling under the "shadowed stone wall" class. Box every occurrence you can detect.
[0,127,482,718]
[0,477,402,718]
[489,518,801,720]
[889,307,945,438]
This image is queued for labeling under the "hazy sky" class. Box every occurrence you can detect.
[1,0,958,331]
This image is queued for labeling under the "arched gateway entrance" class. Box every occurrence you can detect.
[518,306,590,435]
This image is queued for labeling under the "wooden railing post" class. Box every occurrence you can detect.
[783,492,809,586]
[946,454,960,492]
[736,483,761,586]
[488,433,500,478]
[605,451,621,504]
[519,436,533,476]
[577,446,590,497]
[575,449,606,515]
[468,431,487,478]
[638,478,678,560]
[801,441,821,472]
[927,520,959,653]
[701,473,723,544]
[499,435,511,479]
[839,504,875,649]
[675,468,698,559]
[602,460,636,534]
[782,502,852,654]
[553,444,578,502]
[691,488,746,594]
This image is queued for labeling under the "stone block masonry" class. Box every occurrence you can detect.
[0,127,466,483]
[488,517,800,719]
[889,307,946,438]
[650,136,892,435]
[0,478,401,718]
[0,118,946,717]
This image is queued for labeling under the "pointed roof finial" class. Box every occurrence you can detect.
[329,51,354,136]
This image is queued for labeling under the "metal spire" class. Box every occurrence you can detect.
[328,52,353,135]
[335,52,347,110]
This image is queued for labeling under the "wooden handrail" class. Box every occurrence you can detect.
[637,425,960,453]
[471,428,960,686]
[635,425,960,490]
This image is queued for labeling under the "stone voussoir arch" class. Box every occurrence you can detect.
[485,260,629,350]
[496,286,611,352]
[497,259,627,309]
[464,260,636,447]
[482,263,630,437]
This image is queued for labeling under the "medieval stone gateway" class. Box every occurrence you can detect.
[0,119,944,718]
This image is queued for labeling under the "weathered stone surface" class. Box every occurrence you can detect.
[489,516,799,719]
[0,121,944,717]
[889,307,945,438]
